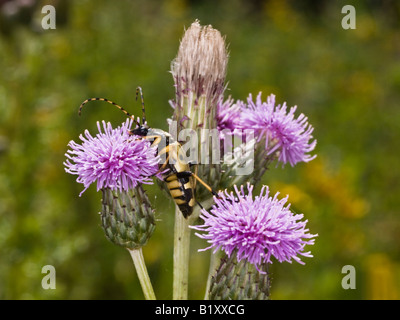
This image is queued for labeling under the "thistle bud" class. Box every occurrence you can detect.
[208,250,270,300]
[170,20,229,203]
[101,186,155,250]
[171,20,228,132]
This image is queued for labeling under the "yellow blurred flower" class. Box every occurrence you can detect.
[263,0,301,32]
[272,182,313,212]
[365,253,399,300]
[303,158,369,219]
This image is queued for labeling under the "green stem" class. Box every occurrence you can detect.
[128,248,156,300]
[173,205,193,300]
[172,201,215,300]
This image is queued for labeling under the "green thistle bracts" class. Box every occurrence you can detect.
[218,136,278,191]
[194,163,221,203]
[249,138,277,187]
[101,186,155,250]
[219,137,256,190]
[208,251,270,300]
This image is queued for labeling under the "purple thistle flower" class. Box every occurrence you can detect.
[217,97,241,133]
[191,183,317,273]
[64,119,160,196]
[240,93,317,167]
[216,96,243,141]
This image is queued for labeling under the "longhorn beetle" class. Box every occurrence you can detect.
[78,87,216,218]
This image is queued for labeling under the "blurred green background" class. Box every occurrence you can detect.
[1,0,399,300]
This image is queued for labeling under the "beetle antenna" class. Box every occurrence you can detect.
[78,98,141,127]
[136,86,147,126]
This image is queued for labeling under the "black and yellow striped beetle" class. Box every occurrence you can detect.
[78,87,215,218]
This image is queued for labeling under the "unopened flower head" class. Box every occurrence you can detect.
[171,20,228,131]
[192,183,317,272]
[64,119,159,196]
[240,93,317,167]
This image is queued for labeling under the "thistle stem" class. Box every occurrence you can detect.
[173,205,192,300]
[128,248,156,300]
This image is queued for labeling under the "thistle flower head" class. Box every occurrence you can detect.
[64,119,159,196]
[192,183,317,272]
[240,93,317,167]
[171,20,228,131]
[169,20,229,202]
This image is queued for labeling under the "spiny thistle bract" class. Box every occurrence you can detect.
[208,250,270,300]
[101,186,155,250]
